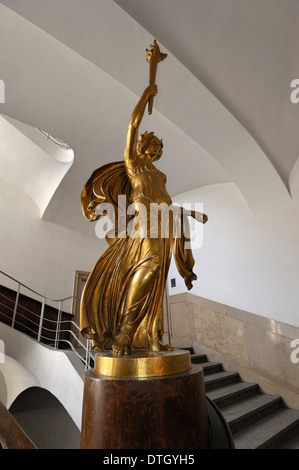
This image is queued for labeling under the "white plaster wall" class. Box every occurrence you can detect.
[0,355,40,409]
[0,370,7,406]
[169,183,299,328]
[0,177,105,307]
[0,115,74,218]
[0,322,84,429]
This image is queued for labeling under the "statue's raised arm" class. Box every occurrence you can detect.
[124,84,158,170]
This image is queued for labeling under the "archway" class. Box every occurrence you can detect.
[9,387,80,449]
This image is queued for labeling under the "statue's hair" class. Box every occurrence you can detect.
[136,131,163,155]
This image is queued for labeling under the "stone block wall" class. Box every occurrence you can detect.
[168,293,299,410]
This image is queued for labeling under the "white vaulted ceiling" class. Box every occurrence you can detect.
[0,0,298,235]
[116,0,299,188]
[0,0,228,237]
[1,0,299,325]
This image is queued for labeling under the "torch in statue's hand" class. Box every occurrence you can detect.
[145,40,167,114]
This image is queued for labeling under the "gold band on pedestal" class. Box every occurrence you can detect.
[94,349,191,378]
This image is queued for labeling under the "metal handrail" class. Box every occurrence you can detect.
[0,271,79,303]
[0,270,93,371]
[35,128,71,150]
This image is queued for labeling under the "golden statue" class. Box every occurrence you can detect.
[80,41,207,357]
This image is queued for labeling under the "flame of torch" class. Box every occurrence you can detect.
[146,40,167,115]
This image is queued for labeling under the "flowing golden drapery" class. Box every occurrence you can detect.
[80,161,197,352]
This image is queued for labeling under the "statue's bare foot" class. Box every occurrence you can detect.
[112,333,131,356]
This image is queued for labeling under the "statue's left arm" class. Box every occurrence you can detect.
[188,210,208,224]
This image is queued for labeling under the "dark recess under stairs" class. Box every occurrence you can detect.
[187,347,299,449]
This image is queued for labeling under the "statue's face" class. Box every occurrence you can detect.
[145,136,163,160]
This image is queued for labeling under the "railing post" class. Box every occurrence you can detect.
[11,283,21,328]
[54,301,63,349]
[37,297,45,342]
[85,339,91,371]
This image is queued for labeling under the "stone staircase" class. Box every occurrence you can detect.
[188,348,299,449]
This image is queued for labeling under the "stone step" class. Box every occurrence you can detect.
[232,408,299,449]
[206,380,259,407]
[199,361,223,375]
[204,370,240,391]
[178,347,299,449]
[190,353,208,364]
[221,393,282,433]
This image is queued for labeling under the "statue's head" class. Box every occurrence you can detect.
[137,131,163,161]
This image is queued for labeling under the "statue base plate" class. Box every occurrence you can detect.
[94,349,191,378]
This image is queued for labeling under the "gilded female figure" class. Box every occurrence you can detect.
[80,84,207,356]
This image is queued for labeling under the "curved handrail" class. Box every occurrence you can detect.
[35,128,71,150]
[0,270,80,303]
[0,270,93,370]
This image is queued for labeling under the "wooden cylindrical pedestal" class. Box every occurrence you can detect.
[80,363,208,449]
